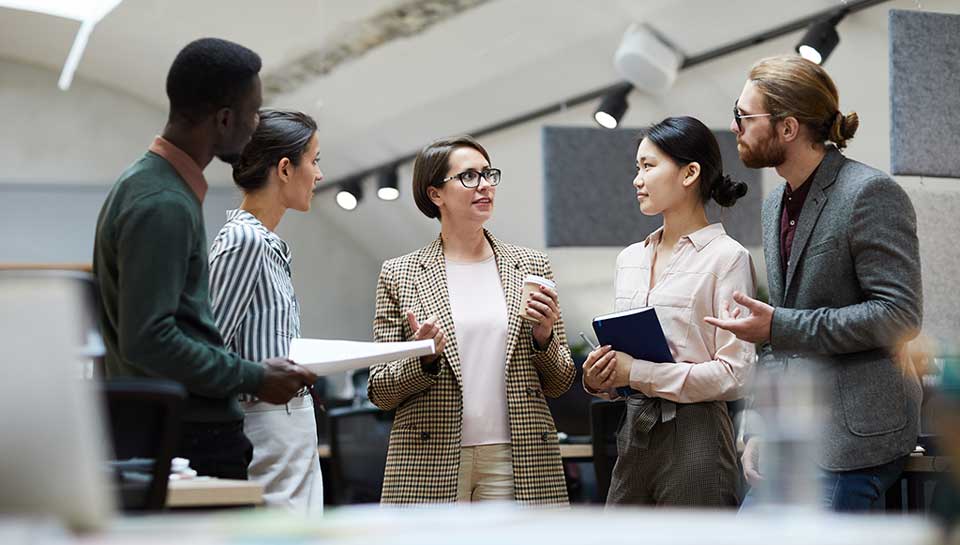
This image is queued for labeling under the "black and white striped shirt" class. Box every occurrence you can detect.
[209,209,301,364]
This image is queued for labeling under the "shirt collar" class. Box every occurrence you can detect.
[226,209,292,263]
[226,208,259,225]
[147,136,208,202]
[784,161,820,198]
[642,223,726,252]
[643,226,665,247]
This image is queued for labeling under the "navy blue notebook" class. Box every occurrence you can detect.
[592,307,674,397]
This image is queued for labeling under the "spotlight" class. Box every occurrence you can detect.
[594,82,632,129]
[796,11,845,65]
[336,179,363,211]
[377,167,400,201]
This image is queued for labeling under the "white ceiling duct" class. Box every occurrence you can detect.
[613,22,683,94]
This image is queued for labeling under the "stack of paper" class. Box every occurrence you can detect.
[289,338,436,376]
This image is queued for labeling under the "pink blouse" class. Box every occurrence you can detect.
[589,223,757,403]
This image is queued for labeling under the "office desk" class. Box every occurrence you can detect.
[559,442,950,473]
[904,454,951,473]
[559,443,592,461]
[890,454,952,512]
[561,442,949,511]
[166,478,264,508]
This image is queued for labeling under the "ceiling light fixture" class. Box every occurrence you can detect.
[594,82,632,129]
[335,179,363,211]
[796,10,846,65]
[376,167,400,201]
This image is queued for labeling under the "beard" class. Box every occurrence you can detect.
[738,135,786,169]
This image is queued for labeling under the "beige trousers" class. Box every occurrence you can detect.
[456,443,515,502]
[243,395,323,514]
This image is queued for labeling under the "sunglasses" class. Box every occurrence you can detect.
[733,101,773,131]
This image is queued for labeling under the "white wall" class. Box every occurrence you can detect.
[0,58,380,359]
[277,209,382,342]
[0,59,164,185]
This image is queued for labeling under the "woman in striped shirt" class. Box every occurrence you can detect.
[209,110,324,514]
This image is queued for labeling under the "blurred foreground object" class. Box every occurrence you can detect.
[0,271,115,530]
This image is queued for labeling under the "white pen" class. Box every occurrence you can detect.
[578,331,599,350]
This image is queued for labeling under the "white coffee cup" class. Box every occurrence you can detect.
[520,274,557,324]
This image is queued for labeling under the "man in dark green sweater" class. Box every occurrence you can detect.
[93,38,317,480]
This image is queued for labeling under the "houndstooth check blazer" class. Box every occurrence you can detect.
[368,230,575,506]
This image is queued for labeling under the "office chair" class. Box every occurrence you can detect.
[350,368,371,405]
[589,399,626,502]
[0,268,106,378]
[327,405,393,504]
[101,378,185,511]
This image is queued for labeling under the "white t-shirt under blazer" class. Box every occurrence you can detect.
[445,255,511,447]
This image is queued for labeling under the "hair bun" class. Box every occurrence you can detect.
[711,173,748,207]
[828,110,859,149]
[841,111,859,140]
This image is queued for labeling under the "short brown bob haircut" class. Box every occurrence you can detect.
[411,135,490,219]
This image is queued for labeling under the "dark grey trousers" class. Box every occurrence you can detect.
[606,398,740,507]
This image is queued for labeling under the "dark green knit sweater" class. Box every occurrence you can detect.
[94,151,263,422]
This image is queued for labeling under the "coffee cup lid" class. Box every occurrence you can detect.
[523,274,556,289]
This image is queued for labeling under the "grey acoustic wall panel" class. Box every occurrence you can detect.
[543,126,761,247]
[904,186,960,345]
[890,9,960,178]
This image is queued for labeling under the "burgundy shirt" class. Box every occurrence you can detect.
[780,166,818,277]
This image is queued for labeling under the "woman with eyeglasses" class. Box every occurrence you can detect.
[208,110,324,514]
[368,135,575,505]
[581,116,756,507]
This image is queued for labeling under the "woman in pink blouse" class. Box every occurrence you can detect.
[583,116,757,507]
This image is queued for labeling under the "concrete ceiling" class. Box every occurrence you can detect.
[1,0,845,180]
[0,1,398,105]
[1,0,920,265]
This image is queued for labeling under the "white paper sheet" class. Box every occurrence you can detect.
[289,338,436,376]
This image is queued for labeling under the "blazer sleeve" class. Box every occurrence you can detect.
[770,175,923,355]
[368,259,439,411]
[529,253,576,398]
[208,223,265,349]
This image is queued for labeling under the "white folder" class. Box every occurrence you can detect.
[289,338,436,376]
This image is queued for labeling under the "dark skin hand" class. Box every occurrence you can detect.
[256,357,318,404]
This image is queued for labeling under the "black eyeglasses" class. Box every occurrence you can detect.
[733,101,773,131]
[440,168,501,188]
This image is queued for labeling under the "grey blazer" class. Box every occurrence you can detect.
[760,146,922,471]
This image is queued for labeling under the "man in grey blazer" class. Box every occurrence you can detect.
[706,55,922,511]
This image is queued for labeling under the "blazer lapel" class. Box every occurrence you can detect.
[415,236,462,386]
[486,230,528,375]
[783,148,844,295]
[763,184,786,305]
